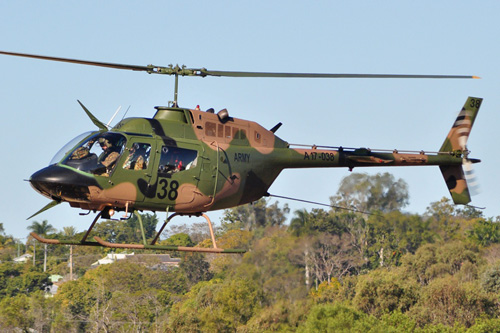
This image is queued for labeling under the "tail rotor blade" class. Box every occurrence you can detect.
[463,160,480,196]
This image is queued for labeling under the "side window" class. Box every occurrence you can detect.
[122,143,151,171]
[217,124,224,138]
[205,122,216,137]
[158,146,198,177]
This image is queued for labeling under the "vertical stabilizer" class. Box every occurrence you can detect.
[439,97,482,205]
[440,97,482,152]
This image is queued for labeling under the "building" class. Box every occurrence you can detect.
[13,253,33,264]
[91,252,180,270]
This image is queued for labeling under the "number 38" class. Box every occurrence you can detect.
[157,179,179,200]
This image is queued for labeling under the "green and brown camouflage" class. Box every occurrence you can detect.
[29,97,482,220]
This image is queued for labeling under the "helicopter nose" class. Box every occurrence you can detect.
[29,165,99,201]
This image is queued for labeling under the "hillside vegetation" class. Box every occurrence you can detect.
[1,172,500,332]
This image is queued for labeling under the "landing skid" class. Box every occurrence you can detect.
[30,210,246,254]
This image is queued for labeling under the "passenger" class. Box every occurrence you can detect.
[123,143,147,170]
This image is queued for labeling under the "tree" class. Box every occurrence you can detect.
[93,212,158,243]
[56,261,187,331]
[27,220,55,272]
[221,198,290,231]
[467,218,500,247]
[0,263,51,299]
[307,233,363,285]
[409,277,498,328]
[169,278,263,331]
[330,172,409,213]
[289,208,311,237]
[289,208,347,237]
[365,211,435,268]
[27,220,55,236]
[297,303,378,332]
[481,262,500,294]
[352,268,419,317]
[401,241,481,286]
[180,253,213,286]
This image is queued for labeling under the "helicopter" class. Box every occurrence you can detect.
[0,51,481,253]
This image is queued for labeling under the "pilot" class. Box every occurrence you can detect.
[70,139,94,160]
[98,138,120,175]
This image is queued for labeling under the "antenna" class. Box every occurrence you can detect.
[106,106,122,128]
[119,105,131,123]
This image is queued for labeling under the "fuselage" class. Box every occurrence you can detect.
[30,106,465,215]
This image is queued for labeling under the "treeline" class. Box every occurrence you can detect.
[1,172,500,332]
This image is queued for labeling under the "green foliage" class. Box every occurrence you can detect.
[468,317,500,333]
[0,291,58,332]
[352,268,419,317]
[310,279,342,303]
[306,233,364,284]
[289,208,347,237]
[409,277,498,328]
[366,211,435,268]
[93,212,158,243]
[169,277,263,332]
[180,252,213,286]
[243,299,311,332]
[210,229,252,276]
[425,197,464,241]
[467,218,500,247]
[401,241,481,285]
[480,261,500,293]
[297,303,378,332]
[55,260,187,331]
[236,227,307,303]
[162,232,195,247]
[4,172,500,331]
[221,198,290,231]
[0,263,51,299]
[27,219,55,236]
[0,223,18,261]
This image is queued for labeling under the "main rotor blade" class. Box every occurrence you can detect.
[0,50,151,72]
[199,69,479,79]
[0,50,479,79]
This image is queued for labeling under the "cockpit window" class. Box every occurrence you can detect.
[122,143,151,171]
[158,146,198,177]
[62,132,127,176]
[50,131,95,165]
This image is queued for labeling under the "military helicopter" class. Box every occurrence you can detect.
[0,51,481,253]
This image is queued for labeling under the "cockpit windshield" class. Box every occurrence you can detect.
[62,132,127,176]
[50,131,95,165]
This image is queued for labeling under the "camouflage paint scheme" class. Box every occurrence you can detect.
[29,97,482,217]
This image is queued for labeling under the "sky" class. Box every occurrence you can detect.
[0,1,499,241]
